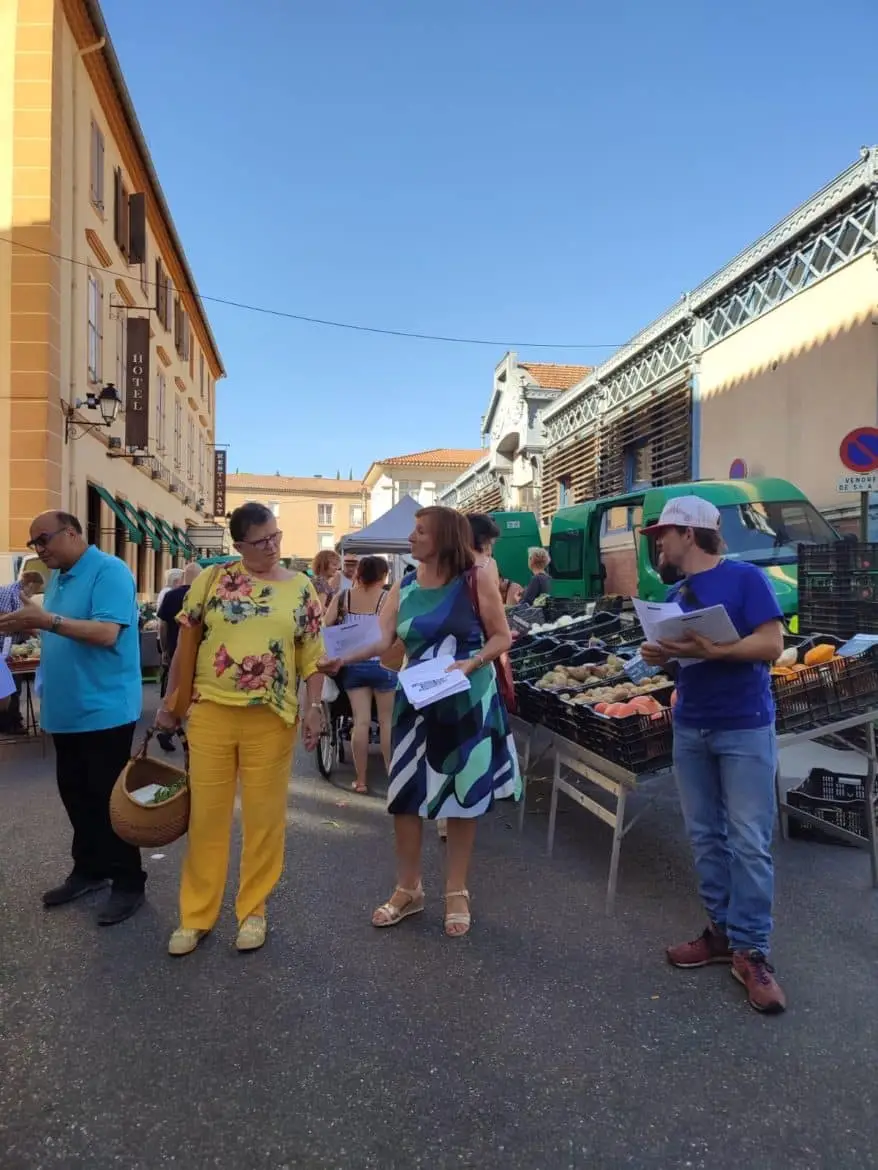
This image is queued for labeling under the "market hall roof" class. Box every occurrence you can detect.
[542,145,878,437]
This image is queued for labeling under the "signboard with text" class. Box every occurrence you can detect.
[838,473,878,493]
[213,449,227,518]
[124,317,150,450]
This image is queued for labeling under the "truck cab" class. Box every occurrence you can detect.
[547,478,842,617]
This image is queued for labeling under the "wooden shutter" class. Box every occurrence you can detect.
[128,193,146,264]
[542,430,599,523]
[113,168,123,248]
[597,383,692,497]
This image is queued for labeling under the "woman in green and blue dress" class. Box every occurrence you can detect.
[322,505,520,937]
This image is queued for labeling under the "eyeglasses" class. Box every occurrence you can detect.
[237,530,283,552]
[26,528,68,551]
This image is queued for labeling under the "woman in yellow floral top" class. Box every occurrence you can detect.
[156,502,325,957]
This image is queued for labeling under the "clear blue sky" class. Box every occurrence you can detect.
[103,0,878,479]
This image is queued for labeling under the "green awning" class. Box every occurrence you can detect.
[175,527,196,557]
[155,518,183,556]
[94,485,142,544]
[138,509,164,552]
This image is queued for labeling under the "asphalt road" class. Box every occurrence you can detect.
[2,686,878,1170]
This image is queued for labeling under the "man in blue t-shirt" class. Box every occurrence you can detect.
[640,496,786,1014]
[0,511,145,927]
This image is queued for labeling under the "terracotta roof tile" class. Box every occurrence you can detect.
[519,362,592,390]
[376,448,484,468]
[227,473,364,496]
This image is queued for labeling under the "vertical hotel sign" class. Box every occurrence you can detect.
[125,317,150,450]
[213,449,227,518]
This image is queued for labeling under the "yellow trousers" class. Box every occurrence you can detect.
[179,702,296,930]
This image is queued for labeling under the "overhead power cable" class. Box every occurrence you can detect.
[0,235,621,351]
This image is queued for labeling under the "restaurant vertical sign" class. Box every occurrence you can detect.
[125,317,150,450]
[213,448,227,518]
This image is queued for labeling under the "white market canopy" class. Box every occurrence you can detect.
[339,494,420,555]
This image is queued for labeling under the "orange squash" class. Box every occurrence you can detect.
[804,644,835,667]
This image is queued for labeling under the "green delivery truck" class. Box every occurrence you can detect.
[492,478,842,620]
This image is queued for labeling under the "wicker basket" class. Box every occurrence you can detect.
[109,728,190,847]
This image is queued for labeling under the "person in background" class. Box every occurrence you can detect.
[0,512,145,926]
[520,548,551,604]
[322,506,521,938]
[501,578,524,606]
[0,570,45,734]
[324,555,395,795]
[156,567,183,616]
[156,562,203,749]
[156,502,325,958]
[339,553,359,593]
[639,496,786,1014]
[312,549,341,610]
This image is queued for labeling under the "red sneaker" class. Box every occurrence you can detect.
[667,925,732,968]
[731,951,786,1014]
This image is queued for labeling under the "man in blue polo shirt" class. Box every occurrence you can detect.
[0,511,145,926]
[640,496,786,1014]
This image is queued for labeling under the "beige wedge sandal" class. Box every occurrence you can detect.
[371,882,425,928]
[444,889,471,937]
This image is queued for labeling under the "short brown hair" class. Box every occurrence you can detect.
[671,525,724,555]
[312,549,339,577]
[416,506,475,580]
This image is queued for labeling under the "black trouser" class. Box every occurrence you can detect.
[52,723,146,891]
[0,682,23,732]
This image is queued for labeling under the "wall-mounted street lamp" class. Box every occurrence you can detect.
[64,383,123,443]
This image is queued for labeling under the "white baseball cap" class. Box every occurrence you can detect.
[641,495,721,534]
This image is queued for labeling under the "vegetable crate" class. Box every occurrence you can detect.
[550,687,675,775]
[787,768,874,843]
[772,646,878,733]
[510,640,602,685]
[542,597,595,622]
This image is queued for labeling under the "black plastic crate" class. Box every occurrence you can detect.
[786,767,873,842]
[512,641,609,685]
[540,611,622,645]
[828,645,878,713]
[598,620,645,651]
[543,597,594,622]
[799,542,878,574]
[555,688,675,774]
[772,664,840,733]
[508,605,546,634]
[797,599,868,640]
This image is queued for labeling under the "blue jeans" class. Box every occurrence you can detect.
[672,724,777,954]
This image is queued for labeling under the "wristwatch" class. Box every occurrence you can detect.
[50,614,63,633]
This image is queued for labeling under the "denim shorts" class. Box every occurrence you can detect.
[339,662,397,693]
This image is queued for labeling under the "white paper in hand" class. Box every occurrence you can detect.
[323,616,381,660]
[399,655,471,710]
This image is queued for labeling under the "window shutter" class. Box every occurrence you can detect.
[113,167,123,247]
[127,192,146,264]
[155,258,162,315]
[98,131,104,207]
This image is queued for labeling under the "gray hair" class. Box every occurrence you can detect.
[164,568,184,588]
[529,547,550,569]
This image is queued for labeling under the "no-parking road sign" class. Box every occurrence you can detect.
[840,427,878,473]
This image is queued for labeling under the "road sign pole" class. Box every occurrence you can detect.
[861,491,870,542]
